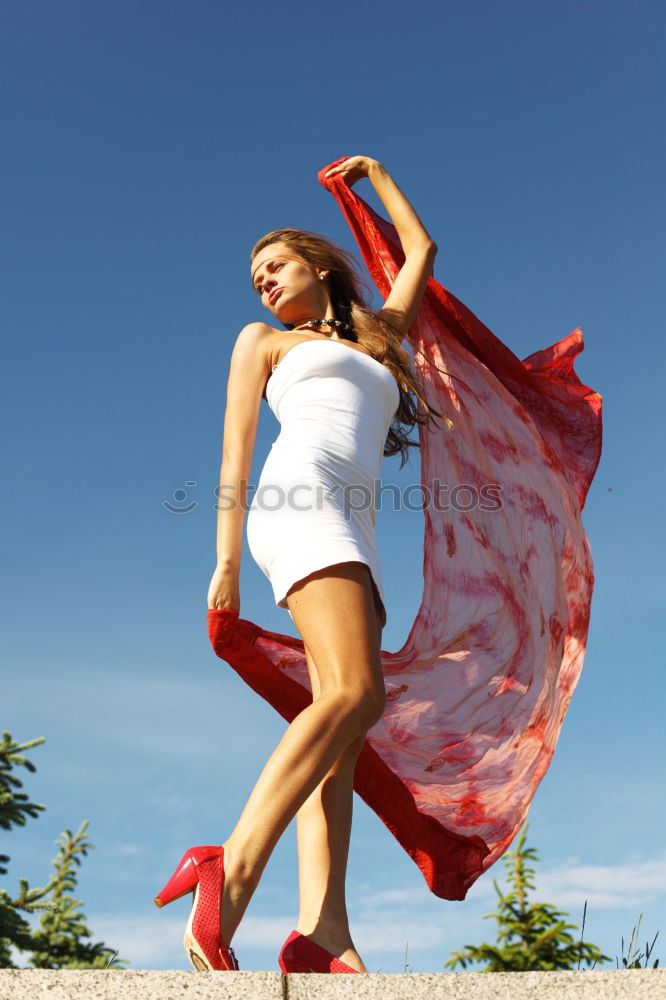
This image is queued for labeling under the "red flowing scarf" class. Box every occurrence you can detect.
[207,159,603,900]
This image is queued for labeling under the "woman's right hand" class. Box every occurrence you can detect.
[323,155,380,187]
[207,564,240,613]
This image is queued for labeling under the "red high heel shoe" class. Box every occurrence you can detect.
[154,845,240,971]
[278,929,361,974]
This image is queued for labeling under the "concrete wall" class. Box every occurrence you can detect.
[0,969,664,999]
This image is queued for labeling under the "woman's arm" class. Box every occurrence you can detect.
[324,156,437,339]
[208,322,271,610]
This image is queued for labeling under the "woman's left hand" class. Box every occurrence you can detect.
[323,156,379,187]
[207,564,241,613]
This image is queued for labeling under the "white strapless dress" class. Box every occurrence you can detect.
[246,338,400,628]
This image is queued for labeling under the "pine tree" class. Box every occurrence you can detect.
[445,822,611,971]
[0,733,56,967]
[0,731,125,968]
[29,821,125,969]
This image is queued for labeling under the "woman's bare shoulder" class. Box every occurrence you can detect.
[233,321,281,362]
[235,321,281,342]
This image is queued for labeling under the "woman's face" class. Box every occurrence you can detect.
[250,242,327,326]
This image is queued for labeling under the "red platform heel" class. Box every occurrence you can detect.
[154,845,240,971]
[278,929,361,974]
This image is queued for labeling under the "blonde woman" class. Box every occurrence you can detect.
[155,156,442,974]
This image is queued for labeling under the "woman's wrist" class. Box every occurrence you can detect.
[215,556,240,574]
[364,160,432,256]
[367,158,383,179]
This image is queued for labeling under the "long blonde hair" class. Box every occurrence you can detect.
[250,228,446,469]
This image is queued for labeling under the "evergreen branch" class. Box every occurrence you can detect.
[0,734,127,969]
[444,822,614,972]
[0,733,47,832]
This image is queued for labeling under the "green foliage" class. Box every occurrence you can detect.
[29,821,125,969]
[1,733,48,854]
[444,822,612,972]
[0,732,57,967]
[616,913,659,970]
[0,731,126,969]
[0,880,55,969]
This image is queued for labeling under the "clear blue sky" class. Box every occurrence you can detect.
[3,0,664,974]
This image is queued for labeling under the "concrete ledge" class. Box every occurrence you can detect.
[0,969,664,999]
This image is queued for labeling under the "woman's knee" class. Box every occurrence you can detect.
[344,685,387,732]
[315,686,383,736]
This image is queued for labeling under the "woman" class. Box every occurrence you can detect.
[155,156,443,974]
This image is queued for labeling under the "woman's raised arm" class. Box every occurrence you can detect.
[324,156,437,339]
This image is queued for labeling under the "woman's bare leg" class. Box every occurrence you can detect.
[218,562,386,957]
[294,731,368,971]
[292,594,382,974]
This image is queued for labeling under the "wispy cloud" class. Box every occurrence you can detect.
[534,854,666,909]
[20,671,287,774]
[349,850,666,927]
[87,850,666,969]
[98,841,147,858]
[90,914,187,966]
[91,913,319,967]
[90,910,450,967]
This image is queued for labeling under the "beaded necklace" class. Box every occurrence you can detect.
[293,318,352,333]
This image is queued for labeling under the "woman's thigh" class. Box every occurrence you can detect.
[286,561,385,707]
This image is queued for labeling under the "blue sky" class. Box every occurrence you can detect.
[3,0,664,974]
